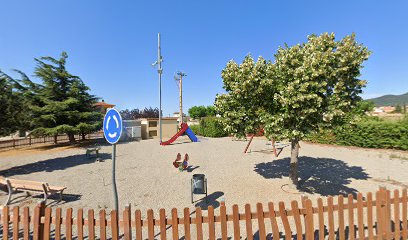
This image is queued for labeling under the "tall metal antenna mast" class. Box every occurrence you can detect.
[174,71,187,124]
[152,33,163,143]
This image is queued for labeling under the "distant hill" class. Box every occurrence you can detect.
[367,92,408,106]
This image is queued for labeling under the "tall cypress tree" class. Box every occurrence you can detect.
[31,52,102,142]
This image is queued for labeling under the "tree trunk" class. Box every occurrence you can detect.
[81,132,86,141]
[289,138,300,187]
[68,133,76,143]
[243,134,254,153]
[53,135,58,144]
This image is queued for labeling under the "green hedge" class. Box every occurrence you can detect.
[189,117,228,138]
[307,118,408,150]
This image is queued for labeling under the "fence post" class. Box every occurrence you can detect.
[29,136,32,145]
[124,204,132,240]
[304,199,314,240]
[376,187,387,238]
[33,201,46,239]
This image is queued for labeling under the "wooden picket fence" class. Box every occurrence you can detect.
[1,188,407,239]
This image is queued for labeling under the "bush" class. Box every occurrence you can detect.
[189,117,228,138]
[189,125,201,136]
[307,118,408,150]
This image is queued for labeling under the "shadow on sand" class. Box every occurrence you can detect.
[194,191,224,210]
[254,157,370,196]
[0,153,111,177]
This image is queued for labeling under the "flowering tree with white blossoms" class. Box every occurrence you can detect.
[217,33,371,188]
[215,55,272,139]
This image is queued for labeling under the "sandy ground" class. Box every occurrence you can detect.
[1,136,408,217]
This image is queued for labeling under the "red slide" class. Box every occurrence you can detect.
[160,123,189,145]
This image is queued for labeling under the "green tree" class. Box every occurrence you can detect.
[0,70,35,136]
[262,33,371,186]
[188,105,216,119]
[30,52,102,143]
[216,33,370,187]
[188,106,208,119]
[205,106,216,117]
[215,55,271,138]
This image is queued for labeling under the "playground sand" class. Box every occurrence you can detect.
[1,136,408,217]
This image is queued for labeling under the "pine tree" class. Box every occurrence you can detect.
[0,70,32,136]
[30,52,102,143]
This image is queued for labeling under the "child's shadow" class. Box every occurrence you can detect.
[185,166,200,172]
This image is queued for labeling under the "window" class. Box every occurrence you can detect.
[149,121,158,127]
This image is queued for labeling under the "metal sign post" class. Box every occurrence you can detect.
[103,108,123,211]
[112,144,118,211]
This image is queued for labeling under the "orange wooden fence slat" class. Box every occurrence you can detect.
[317,198,325,240]
[88,209,95,240]
[159,208,167,240]
[77,208,84,240]
[385,190,391,240]
[12,207,19,240]
[279,202,292,240]
[245,204,254,240]
[99,209,107,240]
[232,204,240,240]
[183,208,191,240]
[196,207,204,240]
[268,202,280,240]
[43,207,52,240]
[33,205,42,240]
[33,206,40,240]
[338,195,345,240]
[23,207,30,240]
[348,194,355,240]
[65,208,73,240]
[291,200,303,240]
[123,206,131,240]
[393,190,400,240]
[3,206,9,240]
[304,199,314,240]
[256,203,266,240]
[366,192,374,240]
[171,208,179,240]
[376,190,383,238]
[327,196,335,240]
[147,209,154,240]
[208,206,216,240]
[402,189,408,240]
[357,193,365,240]
[54,208,61,240]
[111,210,119,240]
[134,209,142,240]
[221,203,229,240]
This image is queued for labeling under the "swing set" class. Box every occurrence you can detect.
[243,129,291,157]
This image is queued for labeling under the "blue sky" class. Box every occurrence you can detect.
[1,1,407,115]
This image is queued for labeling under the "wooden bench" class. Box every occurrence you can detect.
[0,177,66,205]
[86,146,101,158]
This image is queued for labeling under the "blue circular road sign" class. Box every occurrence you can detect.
[103,108,123,144]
